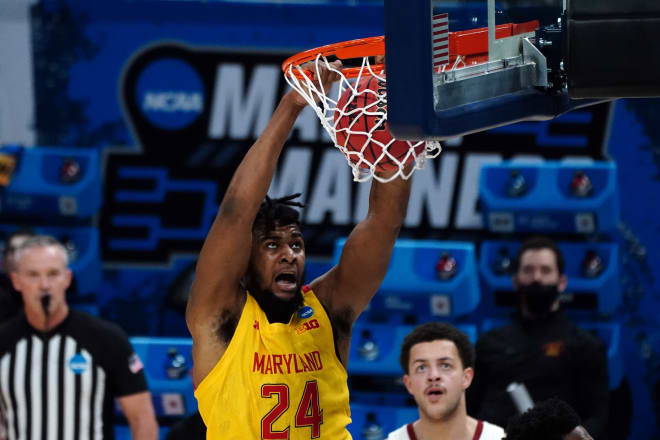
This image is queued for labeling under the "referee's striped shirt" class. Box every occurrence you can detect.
[0,310,148,440]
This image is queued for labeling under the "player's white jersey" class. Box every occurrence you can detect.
[386,420,505,440]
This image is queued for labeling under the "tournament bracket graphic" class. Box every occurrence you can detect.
[105,41,613,265]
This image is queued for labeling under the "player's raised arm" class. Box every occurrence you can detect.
[312,168,411,326]
[186,61,341,386]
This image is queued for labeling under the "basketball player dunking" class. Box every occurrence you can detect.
[186,61,415,439]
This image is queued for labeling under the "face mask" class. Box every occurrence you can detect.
[518,282,560,316]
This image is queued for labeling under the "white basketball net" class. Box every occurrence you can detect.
[284,55,441,183]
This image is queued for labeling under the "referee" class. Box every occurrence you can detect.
[0,235,158,440]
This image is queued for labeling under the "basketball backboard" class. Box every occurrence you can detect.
[383,0,660,141]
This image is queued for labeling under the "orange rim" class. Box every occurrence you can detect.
[282,36,385,79]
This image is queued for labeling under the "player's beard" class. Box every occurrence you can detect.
[244,268,305,324]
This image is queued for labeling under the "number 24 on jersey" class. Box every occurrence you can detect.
[261,380,323,439]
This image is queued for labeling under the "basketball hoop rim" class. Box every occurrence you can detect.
[282,36,385,79]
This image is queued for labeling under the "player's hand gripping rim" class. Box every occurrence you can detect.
[289,59,343,108]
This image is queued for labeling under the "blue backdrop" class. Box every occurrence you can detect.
[3,0,659,438]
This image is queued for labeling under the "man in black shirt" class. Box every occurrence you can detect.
[468,237,608,438]
[0,235,158,440]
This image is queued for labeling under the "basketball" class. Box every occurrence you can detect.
[333,75,424,171]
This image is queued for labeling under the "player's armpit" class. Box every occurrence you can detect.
[186,289,245,387]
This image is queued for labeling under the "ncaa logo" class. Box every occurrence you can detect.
[135,58,204,130]
[69,353,88,375]
[298,306,314,319]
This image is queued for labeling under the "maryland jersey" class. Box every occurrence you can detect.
[195,285,352,439]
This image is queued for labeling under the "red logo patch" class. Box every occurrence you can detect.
[295,318,320,335]
[543,341,564,357]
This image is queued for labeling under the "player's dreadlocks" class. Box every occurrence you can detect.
[505,398,581,440]
[253,193,305,234]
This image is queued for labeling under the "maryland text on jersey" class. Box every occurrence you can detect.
[253,351,323,375]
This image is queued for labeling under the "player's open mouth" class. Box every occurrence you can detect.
[425,387,445,399]
[275,272,298,292]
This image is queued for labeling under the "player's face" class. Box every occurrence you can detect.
[249,224,305,301]
[513,248,567,292]
[11,245,72,317]
[403,340,473,423]
[564,426,594,440]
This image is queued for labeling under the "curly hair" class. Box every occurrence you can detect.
[505,398,581,440]
[252,193,304,234]
[399,322,475,374]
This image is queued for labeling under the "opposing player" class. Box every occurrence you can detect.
[186,60,414,439]
[387,322,505,440]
